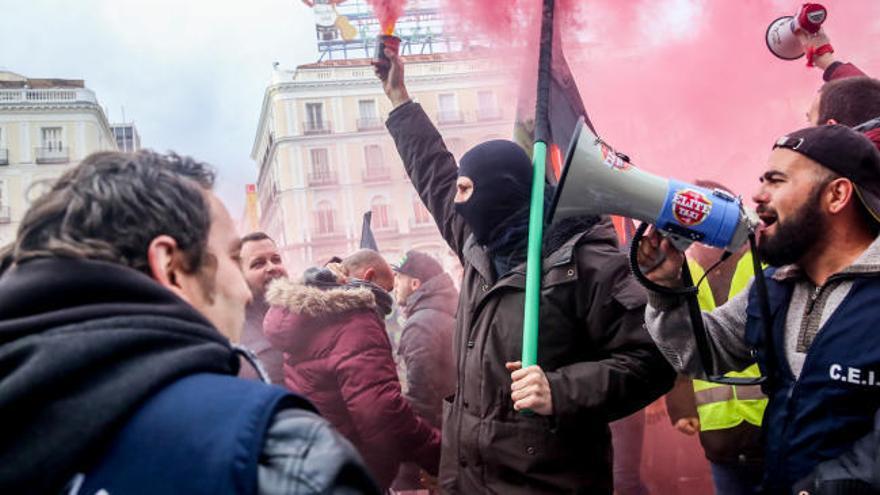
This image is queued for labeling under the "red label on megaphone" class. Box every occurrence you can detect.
[672,189,713,227]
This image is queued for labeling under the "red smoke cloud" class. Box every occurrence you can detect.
[442,0,880,203]
[367,0,407,34]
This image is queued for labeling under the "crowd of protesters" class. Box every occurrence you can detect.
[2,24,880,495]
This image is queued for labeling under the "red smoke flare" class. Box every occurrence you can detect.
[442,0,880,206]
[367,0,406,35]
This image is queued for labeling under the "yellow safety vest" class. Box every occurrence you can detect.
[690,252,768,431]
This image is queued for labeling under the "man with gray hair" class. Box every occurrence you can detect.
[0,150,378,494]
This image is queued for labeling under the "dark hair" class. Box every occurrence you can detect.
[13,150,216,275]
[241,231,274,246]
[819,77,880,127]
[815,169,880,237]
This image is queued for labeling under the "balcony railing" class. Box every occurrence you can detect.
[372,219,399,233]
[437,110,464,125]
[307,171,339,187]
[35,147,69,164]
[312,227,344,239]
[0,149,8,166]
[410,217,435,229]
[477,107,503,121]
[302,120,333,135]
[362,165,391,183]
[0,88,98,105]
[356,117,383,131]
[0,206,10,224]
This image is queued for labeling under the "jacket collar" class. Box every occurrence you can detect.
[772,234,880,282]
[462,216,618,285]
[265,277,377,318]
[403,272,458,318]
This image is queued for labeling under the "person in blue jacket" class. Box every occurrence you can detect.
[0,150,378,494]
[640,124,880,494]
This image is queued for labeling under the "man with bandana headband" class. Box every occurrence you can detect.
[375,50,675,494]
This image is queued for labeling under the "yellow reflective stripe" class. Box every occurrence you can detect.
[734,385,766,401]
[695,385,733,405]
[689,257,769,431]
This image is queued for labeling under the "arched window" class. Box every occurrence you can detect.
[412,194,431,225]
[371,196,391,229]
[315,200,336,234]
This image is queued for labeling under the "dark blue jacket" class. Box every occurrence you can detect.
[77,373,310,494]
[746,268,880,492]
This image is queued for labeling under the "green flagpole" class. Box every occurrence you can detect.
[522,0,555,371]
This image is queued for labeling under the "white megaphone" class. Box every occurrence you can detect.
[766,3,827,60]
[549,119,758,252]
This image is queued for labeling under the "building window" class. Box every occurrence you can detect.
[359,100,377,119]
[304,103,329,133]
[357,100,381,130]
[315,200,336,234]
[0,179,8,224]
[311,148,330,177]
[41,127,63,151]
[306,103,323,125]
[413,195,431,225]
[437,94,460,123]
[36,127,67,164]
[365,145,383,170]
[371,196,391,229]
[477,90,501,120]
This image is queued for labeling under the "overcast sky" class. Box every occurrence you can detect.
[1,0,323,215]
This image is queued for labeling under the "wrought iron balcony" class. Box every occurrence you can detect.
[477,107,503,121]
[356,117,383,131]
[362,165,391,183]
[35,147,69,164]
[307,171,339,187]
[437,110,464,125]
[302,120,333,135]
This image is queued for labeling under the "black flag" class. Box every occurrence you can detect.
[360,211,378,251]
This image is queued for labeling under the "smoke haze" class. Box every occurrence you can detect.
[442,0,880,202]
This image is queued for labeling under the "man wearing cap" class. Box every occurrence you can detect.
[639,124,880,494]
[391,250,458,490]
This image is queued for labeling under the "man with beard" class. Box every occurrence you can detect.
[0,151,378,493]
[263,249,441,491]
[238,232,287,384]
[640,125,880,494]
[375,49,675,493]
[390,250,457,491]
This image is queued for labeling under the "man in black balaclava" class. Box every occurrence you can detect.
[376,50,675,494]
[454,140,533,276]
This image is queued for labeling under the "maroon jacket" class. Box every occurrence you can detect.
[263,277,440,490]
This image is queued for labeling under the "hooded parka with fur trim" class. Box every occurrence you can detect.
[263,277,441,490]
